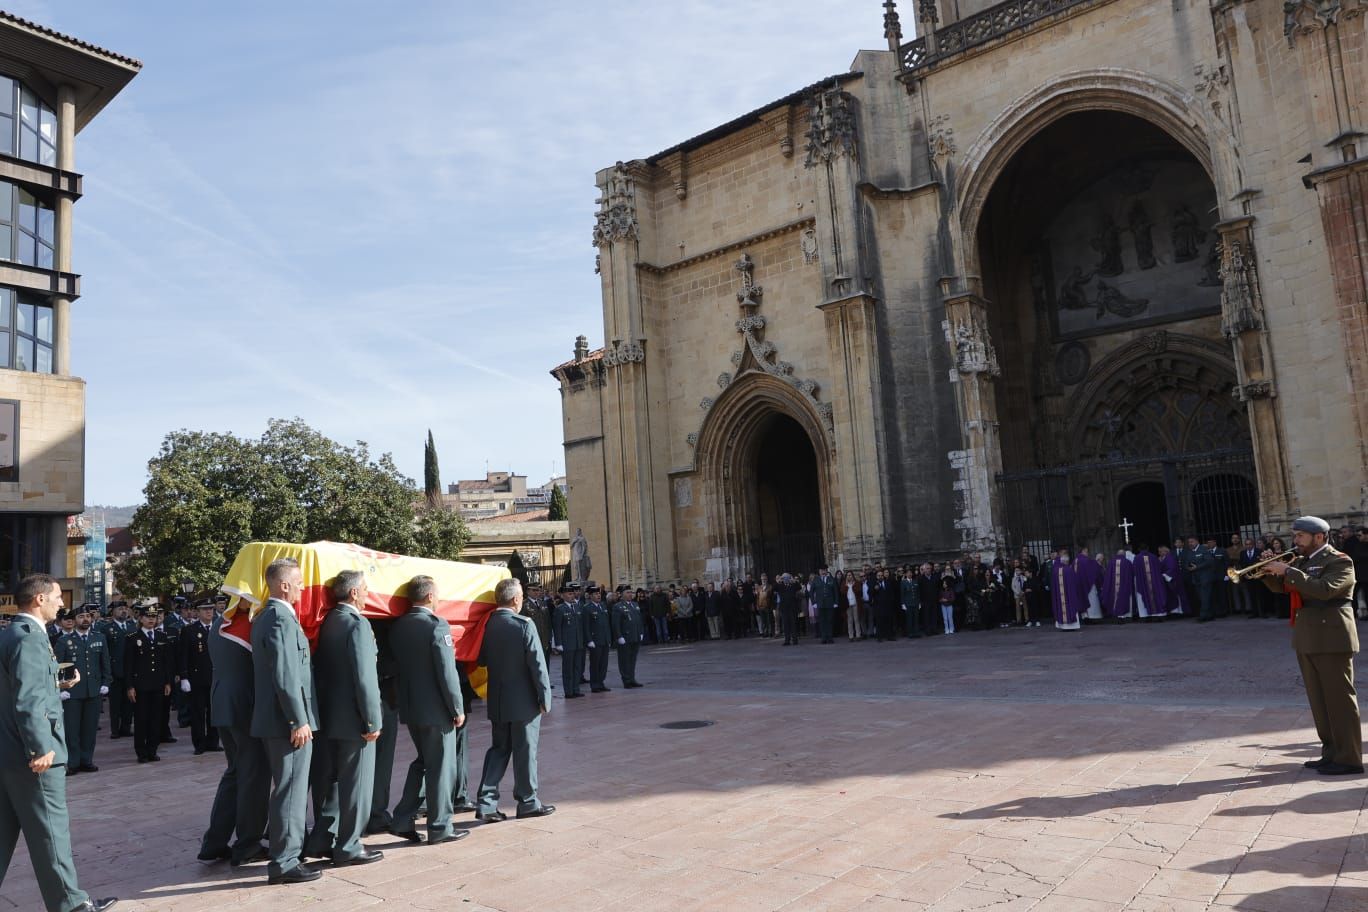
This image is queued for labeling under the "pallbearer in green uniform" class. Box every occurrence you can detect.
[582,586,612,693]
[303,571,384,866]
[0,573,117,912]
[389,575,469,846]
[1261,515,1363,775]
[177,600,219,755]
[55,604,111,774]
[610,586,644,688]
[552,585,585,698]
[251,558,322,885]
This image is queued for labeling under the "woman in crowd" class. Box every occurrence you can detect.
[842,570,864,641]
[704,582,721,639]
[755,574,773,638]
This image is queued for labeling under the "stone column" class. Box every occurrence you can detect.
[53,85,76,377]
[941,284,1004,558]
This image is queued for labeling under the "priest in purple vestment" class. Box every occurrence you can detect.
[1158,544,1188,616]
[1050,551,1085,631]
[1133,546,1169,619]
[1076,546,1104,620]
[1102,550,1135,619]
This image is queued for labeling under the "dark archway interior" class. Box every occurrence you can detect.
[751,413,823,575]
[1118,481,1170,551]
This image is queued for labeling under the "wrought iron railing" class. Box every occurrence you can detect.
[900,0,1106,72]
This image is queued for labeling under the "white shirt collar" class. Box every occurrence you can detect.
[268,597,297,618]
[17,610,43,625]
[1308,544,1330,561]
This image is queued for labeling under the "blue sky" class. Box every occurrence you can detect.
[13,1,876,505]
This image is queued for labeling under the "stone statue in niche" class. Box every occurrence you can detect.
[1198,239,1223,287]
[1091,214,1124,277]
[1129,202,1156,270]
[1171,205,1205,262]
[1058,266,1095,311]
[1094,280,1149,318]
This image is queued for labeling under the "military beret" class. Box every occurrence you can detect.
[56,606,75,621]
[1292,515,1331,534]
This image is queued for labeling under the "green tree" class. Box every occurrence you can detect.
[547,484,569,521]
[424,429,442,507]
[116,419,470,599]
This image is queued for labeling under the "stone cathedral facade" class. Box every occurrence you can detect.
[553,0,1368,587]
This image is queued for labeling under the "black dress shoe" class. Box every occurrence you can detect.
[426,830,469,846]
[516,804,556,819]
[148,755,161,762]
[590,687,606,693]
[110,732,124,740]
[79,764,98,772]
[160,736,177,743]
[231,843,269,866]
[332,849,383,866]
[68,899,118,912]
[193,749,205,756]
[1317,763,1365,776]
[267,864,322,885]
[363,824,392,837]
[476,811,508,824]
[1304,758,1329,769]
[136,757,148,764]
[196,847,231,863]
[452,801,478,813]
[66,766,78,776]
[565,693,584,699]
[392,829,423,843]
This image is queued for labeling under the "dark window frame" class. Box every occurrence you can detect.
[0,398,19,483]
[0,288,53,375]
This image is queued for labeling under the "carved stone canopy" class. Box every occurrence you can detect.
[804,86,857,169]
[1284,0,1365,43]
[592,163,639,247]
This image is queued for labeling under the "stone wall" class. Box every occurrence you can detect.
[0,370,83,514]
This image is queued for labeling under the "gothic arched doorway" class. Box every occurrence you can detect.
[750,413,824,575]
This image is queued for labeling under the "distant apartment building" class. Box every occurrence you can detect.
[0,15,138,606]
[443,472,567,520]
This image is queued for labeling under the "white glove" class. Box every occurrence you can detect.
[640,634,646,642]
[180,679,191,693]
[60,691,70,701]
[588,641,596,649]
[617,637,626,645]
[99,685,109,695]
[1162,574,1173,583]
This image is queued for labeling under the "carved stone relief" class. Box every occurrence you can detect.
[602,340,645,368]
[803,86,857,169]
[945,311,1000,377]
[1218,239,1264,339]
[592,163,639,247]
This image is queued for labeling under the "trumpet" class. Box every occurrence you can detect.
[1225,549,1296,583]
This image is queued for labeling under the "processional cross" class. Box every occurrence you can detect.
[1118,517,1134,547]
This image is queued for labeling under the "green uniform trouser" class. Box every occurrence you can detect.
[264,736,313,876]
[616,643,639,686]
[412,721,469,811]
[392,724,455,839]
[63,696,100,767]
[588,645,609,689]
[0,766,89,912]
[1297,651,1363,767]
[304,737,375,861]
[561,649,584,696]
[201,726,269,863]
[367,700,399,831]
[477,716,541,815]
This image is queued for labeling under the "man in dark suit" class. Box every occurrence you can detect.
[811,565,838,644]
[476,578,554,822]
[0,574,117,912]
[303,571,383,866]
[1262,516,1362,775]
[178,600,219,755]
[389,575,469,846]
[197,602,269,866]
[54,604,110,774]
[251,557,322,885]
[124,605,173,763]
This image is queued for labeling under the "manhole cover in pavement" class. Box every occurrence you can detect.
[660,720,715,730]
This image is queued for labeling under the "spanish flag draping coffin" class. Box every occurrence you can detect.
[218,541,509,694]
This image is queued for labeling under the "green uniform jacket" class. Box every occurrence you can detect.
[53,630,111,699]
[98,618,135,678]
[553,600,585,650]
[208,615,254,728]
[811,574,839,611]
[1264,545,1358,655]
[313,603,382,740]
[610,601,644,642]
[0,614,65,768]
[390,606,463,729]
[582,601,611,646]
[478,608,552,725]
[249,599,319,739]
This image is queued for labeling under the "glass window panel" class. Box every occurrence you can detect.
[19,89,36,126]
[0,226,12,262]
[0,182,12,222]
[16,302,31,335]
[15,232,31,266]
[35,242,50,270]
[0,114,11,156]
[0,292,10,328]
[17,191,34,231]
[0,80,14,116]
[38,139,53,167]
[35,342,50,374]
[33,306,49,343]
[39,107,54,141]
[14,336,31,371]
[36,205,51,242]
[0,332,9,368]
[19,127,34,162]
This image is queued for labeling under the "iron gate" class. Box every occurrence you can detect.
[998,447,1259,557]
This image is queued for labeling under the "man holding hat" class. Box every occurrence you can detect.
[53,604,111,774]
[124,603,173,763]
[1261,516,1362,775]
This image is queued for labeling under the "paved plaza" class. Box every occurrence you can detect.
[6,619,1367,912]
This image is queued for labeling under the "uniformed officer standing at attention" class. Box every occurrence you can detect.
[302,571,384,866]
[251,557,322,885]
[55,604,110,775]
[475,577,554,823]
[812,565,839,644]
[124,605,173,763]
[524,584,552,659]
[552,584,585,699]
[389,575,469,846]
[1261,515,1363,775]
[98,602,135,740]
[0,573,118,912]
[609,586,645,688]
[197,598,269,866]
[178,600,220,755]
[582,585,612,693]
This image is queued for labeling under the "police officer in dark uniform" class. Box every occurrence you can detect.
[97,601,136,739]
[124,604,174,762]
[53,604,111,774]
[552,585,585,698]
[582,586,612,693]
[523,584,552,659]
[178,599,219,754]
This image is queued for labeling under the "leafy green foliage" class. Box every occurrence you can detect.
[424,429,442,507]
[547,483,568,522]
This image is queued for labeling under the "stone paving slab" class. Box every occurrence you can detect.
[4,619,1366,911]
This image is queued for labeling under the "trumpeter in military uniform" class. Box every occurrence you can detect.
[609,585,645,688]
[582,585,612,693]
[552,584,585,698]
[124,603,174,763]
[97,601,136,739]
[1261,515,1363,775]
[53,604,111,774]
[177,599,219,755]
